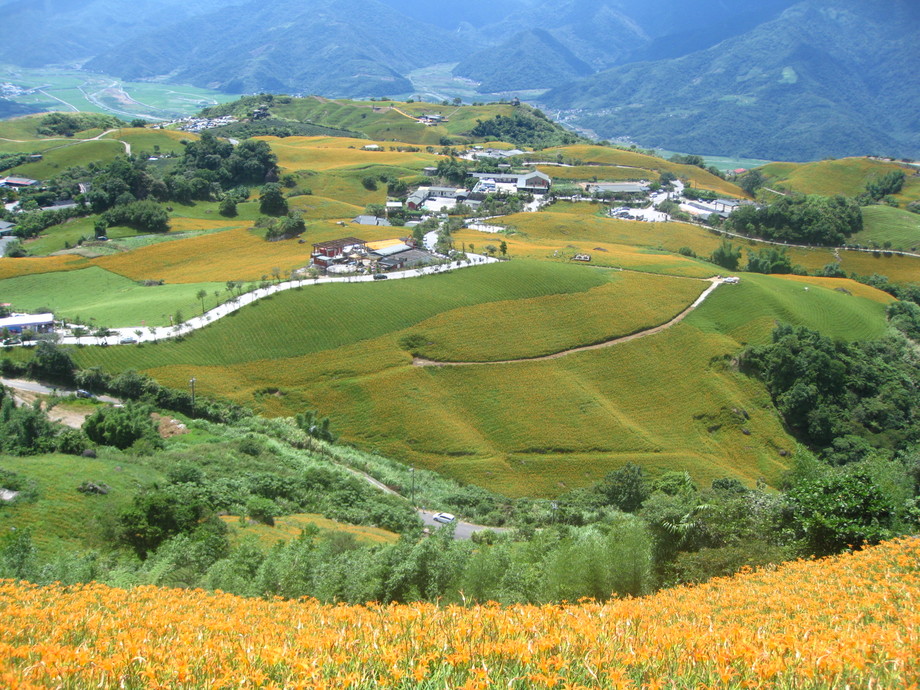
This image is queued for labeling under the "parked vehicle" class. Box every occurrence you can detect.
[432,512,456,524]
[75,389,95,399]
[373,274,388,280]
[119,336,137,345]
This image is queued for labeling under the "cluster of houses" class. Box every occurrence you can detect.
[154,116,238,133]
[310,237,437,274]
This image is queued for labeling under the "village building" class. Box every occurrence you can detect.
[0,313,54,335]
[352,215,391,226]
[589,182,651,195]
[0,177,39,188]
[0,220,15,236]
[471,148,525,160]
[406,186,469,211]
[469,170,551,194]
[311,237,368,268]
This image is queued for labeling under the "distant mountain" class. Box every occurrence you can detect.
[0,0,237,66]
[541,0,920,161]
[453,29,594,92]
[85,0,468,97]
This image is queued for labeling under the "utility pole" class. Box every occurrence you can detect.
[189,377,196,409]
[409,467,415,507]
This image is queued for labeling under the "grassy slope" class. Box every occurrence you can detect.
[0,452,163,557]
[758,157,920,203]
[70,266,890,497]
[854,205,920,250]
[6,140,123,178]
[0,266,224,327]
[543,144,748,197]
[73,262,613,371]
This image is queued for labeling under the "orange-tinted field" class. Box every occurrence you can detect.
[0,537,916,688]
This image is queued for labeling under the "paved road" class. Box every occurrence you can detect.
[418,509,509,540]
[0,378,119,404]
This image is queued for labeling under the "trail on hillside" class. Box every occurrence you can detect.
[413,277,723,367]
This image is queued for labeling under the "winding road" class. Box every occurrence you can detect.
[413,276,725,367]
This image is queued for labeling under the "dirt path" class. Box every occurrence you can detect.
[413,277,724,368]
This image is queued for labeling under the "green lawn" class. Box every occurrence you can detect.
[853,205,920,250]
[0,266,223,328]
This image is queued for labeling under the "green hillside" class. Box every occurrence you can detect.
[855,206,920,250]
[757,158,920,204]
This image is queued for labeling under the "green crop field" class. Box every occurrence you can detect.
[0,266,223,327]
[854,206,920,250]
[0,452,163,556]
[103,128,193,156]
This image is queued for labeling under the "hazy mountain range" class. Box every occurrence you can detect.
[0,0,917,160]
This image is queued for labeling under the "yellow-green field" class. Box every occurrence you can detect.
[220,513,399,548]
[2,116,914,498]
[758,157,920,203]
[543,145,748,197]
[68,265,890,497]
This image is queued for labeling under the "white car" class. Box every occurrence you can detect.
[432,512,456,524]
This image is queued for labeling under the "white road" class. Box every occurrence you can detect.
[56,255,500,347]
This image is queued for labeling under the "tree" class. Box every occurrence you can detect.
[218,197,237,217]
[785,465,898,556]
[196,289,207,314]
[83,403,160,450]
[259,183,287,216]
[709,239,741,270]
[499,240,508,256]
[739,170,765,196]
[596,462,650,512]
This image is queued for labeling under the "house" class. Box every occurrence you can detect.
[469,170,551,194]
[406,190,428,210]
[422,167,437,176]
[1,177,38,188]
[385,201,403,214]
[362,144,382,151]
[590,182,650,195]
[405,186,469,211]
[713,199,742,214]
[0,313,54,335]
[471,148,525,160]
[0,220,14,236]
[311,237,368,268]
[352,215,391,226]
